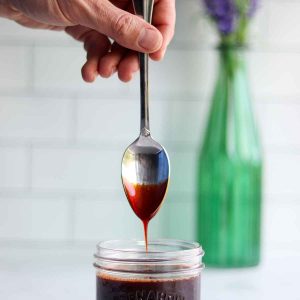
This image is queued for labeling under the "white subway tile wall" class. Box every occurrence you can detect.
[0,197,70,240]
[0,147,28,189]
[0,47,31,90]
[0,0,299,256]
[0,98,72,140]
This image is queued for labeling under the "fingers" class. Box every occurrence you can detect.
[99,43,139,82]
[117,51,139,82]
[66,26,111,83]
[104,4,162,53]
[150,0,176,61]
[83,35,112,82]
[60,0,163,54]
[98,43,126,78]
[82,32,111,82]
[150,24,174,61]
[66,25,139,83]
[63,0,176,83]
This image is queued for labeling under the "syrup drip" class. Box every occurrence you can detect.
[123,180,168,251]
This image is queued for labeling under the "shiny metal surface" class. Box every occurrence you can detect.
[133,0,154,133]
[121,0,170,187]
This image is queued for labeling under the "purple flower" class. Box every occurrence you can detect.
[203,0,259,35]
[204,0,237,35]
[248,0,259,17]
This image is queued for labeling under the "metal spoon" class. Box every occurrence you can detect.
[121,0,170,222]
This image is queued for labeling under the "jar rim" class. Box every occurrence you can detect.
[95,239,204,261]
[94,239,204,278]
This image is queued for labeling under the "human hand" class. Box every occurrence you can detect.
[1,0,176,82]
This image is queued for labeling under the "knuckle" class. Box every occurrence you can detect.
[113,13,134,37]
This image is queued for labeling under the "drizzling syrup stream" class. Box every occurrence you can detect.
[123,180,168,251]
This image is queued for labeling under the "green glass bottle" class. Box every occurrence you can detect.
[197,46,263,267]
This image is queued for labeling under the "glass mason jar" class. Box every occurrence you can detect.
[94,240,204,300]
[197,45,263,267]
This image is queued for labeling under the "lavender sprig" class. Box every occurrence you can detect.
[203,0,259,45]
[204,0,236,35]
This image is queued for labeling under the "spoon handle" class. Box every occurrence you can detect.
[132,0,155,136]
[139,52,150,134]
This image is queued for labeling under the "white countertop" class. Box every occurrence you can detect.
[0,244,299,300]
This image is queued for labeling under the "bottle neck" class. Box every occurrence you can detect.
[200,46,260,158]
[217,45,247,78]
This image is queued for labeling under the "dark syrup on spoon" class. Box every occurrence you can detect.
[123,180,168,251]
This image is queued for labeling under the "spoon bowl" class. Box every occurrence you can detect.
[122,135,169,186]
[121,134,170,221]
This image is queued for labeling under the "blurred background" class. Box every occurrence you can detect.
[0,0,299,299]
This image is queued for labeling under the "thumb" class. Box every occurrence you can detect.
[80,0,163,53]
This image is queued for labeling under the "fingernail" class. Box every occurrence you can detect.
[138,28,161,51]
